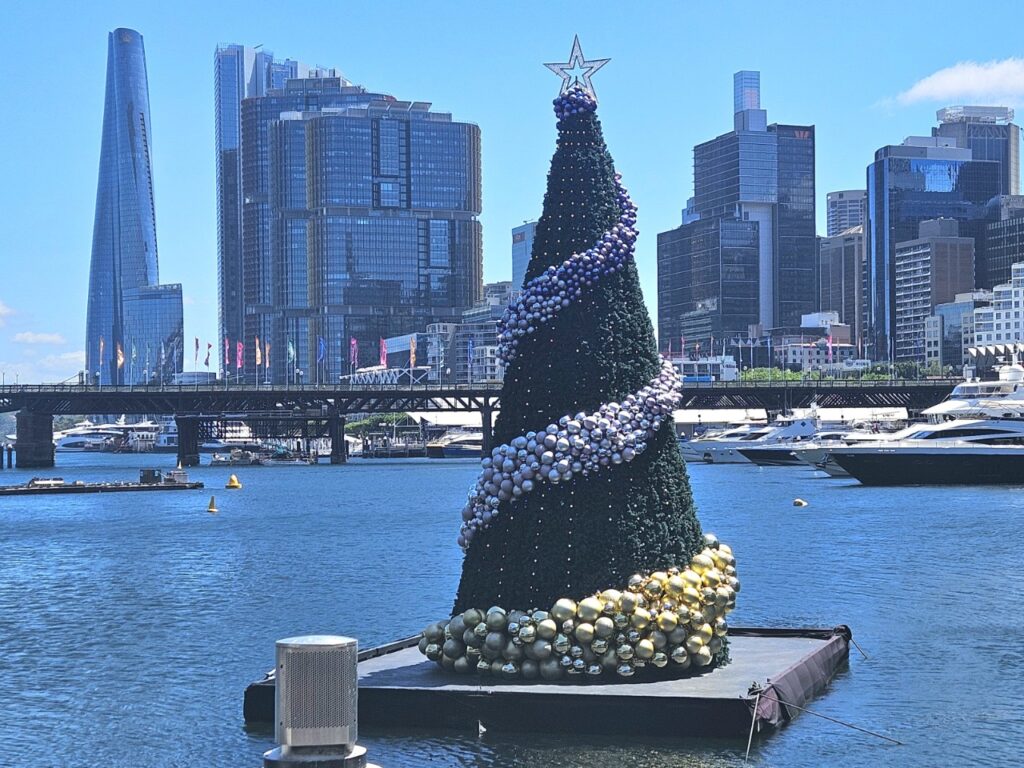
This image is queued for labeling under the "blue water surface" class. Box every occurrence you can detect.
[1,454,1021,767]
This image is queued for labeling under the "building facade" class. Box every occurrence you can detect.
[826,190,866,236]
[817,225,865,347]
[122,284,184,384]
[983,212,1024,289]
[934,106,1020,196]
[214,43,346,375]
[657,216,760,354]
[971,262,1024,350]
[893,219,975,362]
[865,136,1000,361]
[924,290,991,370]
[86,28,182,385]
[659,70,815,346]
[236,76,482,384]
[511,221,537,292]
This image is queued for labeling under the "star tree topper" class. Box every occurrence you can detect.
[545,35,610,98]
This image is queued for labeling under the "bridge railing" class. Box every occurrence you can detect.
[684,378,962,389]
[0,381,504,394]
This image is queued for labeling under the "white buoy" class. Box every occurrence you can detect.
[793,498,808,507]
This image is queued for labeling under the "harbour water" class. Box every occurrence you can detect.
[2,453,1022,766]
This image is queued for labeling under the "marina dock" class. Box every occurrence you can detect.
[243,626,850,738]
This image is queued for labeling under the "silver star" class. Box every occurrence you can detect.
[544,35,610,98]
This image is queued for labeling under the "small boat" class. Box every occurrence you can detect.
[210,448,263,466]
[0,469,203,496]
[426,430,484,458]
[257,446,316,466]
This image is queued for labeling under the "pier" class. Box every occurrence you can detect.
[0,379,956,468]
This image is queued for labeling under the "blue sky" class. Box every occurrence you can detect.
[2,0,1023,383]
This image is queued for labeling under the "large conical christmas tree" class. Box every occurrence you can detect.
[454,77,704,611]
[418,46,738,682]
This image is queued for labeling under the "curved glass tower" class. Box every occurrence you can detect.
[86,28,161,385]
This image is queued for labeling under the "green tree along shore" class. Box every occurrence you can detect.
[454,91,704,612]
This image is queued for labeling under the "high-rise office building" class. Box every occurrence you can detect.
[86,28,182,385]
[236,75,482,383]
[865,136,1000,360]
[658,71,815,348]
[925,290,991,370]
[934,106,1020,196]
[122,284,184,383]
[894,219,975,362]
[511,221,537,291]
[818,225,865,346]
[826,190,866,236]
[214,43,348,375]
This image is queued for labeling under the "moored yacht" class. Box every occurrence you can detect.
[829,414,1024,485]
[683,412,819,464]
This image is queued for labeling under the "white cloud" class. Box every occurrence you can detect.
[37,351,84,370]
[896,58,1024,105]
[13,331,66,345]
[0,301,13,326]
[0,351,84,384]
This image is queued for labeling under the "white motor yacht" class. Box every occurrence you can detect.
[683,412,819,464]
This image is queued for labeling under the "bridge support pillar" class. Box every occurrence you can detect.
[15,410,54,468]
[329,415,347,464]
[480,403,494,458]
[176,417,201,467]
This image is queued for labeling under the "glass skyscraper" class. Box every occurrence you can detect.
[214,44,348,375]
[86,28,182,385]
[235,74,482,383]
[511,221,537,292]
[934,106,1020,196]
[865,137,1000,359]
[658,71,815,349]
[122,284,184,383]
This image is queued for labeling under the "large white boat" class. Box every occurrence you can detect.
[828,414,1024,485]
[55,418,159,453]
[922,362,1024,421]
[680,412,819,464]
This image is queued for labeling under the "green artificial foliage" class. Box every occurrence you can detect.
[454,97,705,612]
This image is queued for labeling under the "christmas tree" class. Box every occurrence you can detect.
[420,41,738,681]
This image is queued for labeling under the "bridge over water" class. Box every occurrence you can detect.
[0,378,959,468]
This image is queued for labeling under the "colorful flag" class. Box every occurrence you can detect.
[409,337,417,368]
[379,338,388,367]
[317,336,326,364]
[204,343,212,368]
[349,337,359,369]
[827,334,834,363]
[287,339,296,362]
[99,336,105,366]
[255,336,262,366]
[116,342,125,369]
[265,341,271,369]
[236,341,243,369]
[224,338,230,370]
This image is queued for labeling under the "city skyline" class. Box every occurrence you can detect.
[3,1,1024,381]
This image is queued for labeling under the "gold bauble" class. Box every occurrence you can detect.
[694,645,713,667]
[669,646,690,667]
[700,587,717,604]
[642,579,663,599]
[666,575,685,596]
[728,576,741,593]
[551,598,577,623]
[635,639,655,659]
[725,565,737,577]
[718,543,733,557]
[682,587,702,606]
[668,566,680,575]
[715,587,731,608]
[684,634,704,654]
[619,591,640,614]
[687,609,704,626]
[691,554,714,574]
[715,618,729,637]
[697,623,714,643]
[682,569,702,588]
[577,596,603,622]
[703,569,722,588]
[656,611,678,632]
[600,589,622,606]
[650,571,669,584]
[594,616,616,638]
[575,622,595,644]
[536,619,558,640]
[630,607,651,629]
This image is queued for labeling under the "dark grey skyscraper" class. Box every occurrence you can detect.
[865,137,1000,359]
[86,28,181,385]
[238,76,482,383]
[658,70,815,350]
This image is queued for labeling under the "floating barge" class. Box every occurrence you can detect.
[244,626,850,739]
[0,469,204,496]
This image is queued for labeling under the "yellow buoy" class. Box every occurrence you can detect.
[207,495,219,514]
[225,474,242,490]
[793,498,809,507]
